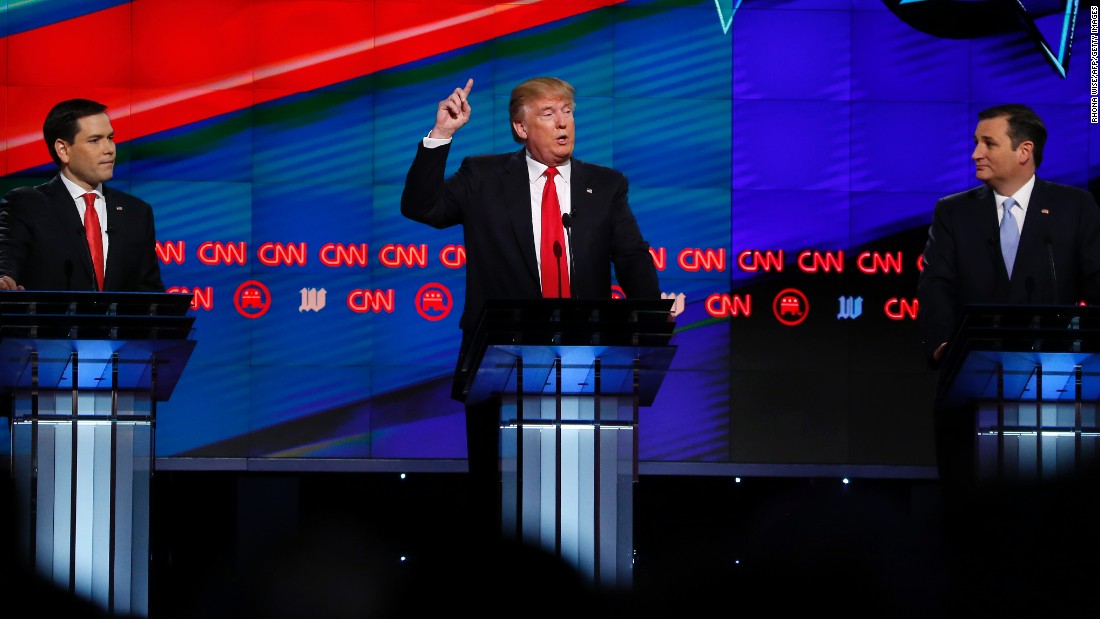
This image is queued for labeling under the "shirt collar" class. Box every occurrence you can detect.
[59,172,103,202]
[525,153,571,185]
[994,174,1036,213]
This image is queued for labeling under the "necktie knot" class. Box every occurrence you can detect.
[544,167,558,181]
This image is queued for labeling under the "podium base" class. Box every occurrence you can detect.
[976,400,1100,482]
[500,394,635,590]
[11,392,153,618]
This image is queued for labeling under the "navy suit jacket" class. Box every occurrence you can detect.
[917,178,1100,366]
[0,174,165,292]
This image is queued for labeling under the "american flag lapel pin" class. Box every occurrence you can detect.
[1041,209,1050,214]
[586,188,593,194]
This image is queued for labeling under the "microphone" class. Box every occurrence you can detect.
[552,241,564,299]
[1045,235,1058,304]
[562,212,576,296]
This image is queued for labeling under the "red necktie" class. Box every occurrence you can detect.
[540,167,570,298]
[82,192,104,290]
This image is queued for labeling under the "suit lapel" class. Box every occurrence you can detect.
[969,185,1012,282]
[1017,179,1049,272]
[567,159,588,290]
[102,187,124,287]
[505,149,540,283]
[45,175,98,284]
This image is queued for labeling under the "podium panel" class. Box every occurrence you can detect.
[500,395,635,588]
[462,299,675,590]
[2,291,195,618]
[12,416,151,615]
[941,305,1100,481]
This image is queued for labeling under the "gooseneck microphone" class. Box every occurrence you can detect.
[552,241,564,299]
[562,212,576,296]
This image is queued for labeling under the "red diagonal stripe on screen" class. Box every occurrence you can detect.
[2,0,625,174]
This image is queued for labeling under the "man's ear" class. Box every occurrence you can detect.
[512,121,527,140]
[54,139,71,165]
[1017,140,1034,166]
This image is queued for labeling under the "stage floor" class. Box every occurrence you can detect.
[6,470,1099,617]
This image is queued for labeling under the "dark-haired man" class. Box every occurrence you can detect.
[918,103,1100,487]
[0,98,164,292]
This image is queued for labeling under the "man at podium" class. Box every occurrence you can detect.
[401,77,661,537]
[0,99,164,293]
[917,104,1100,487]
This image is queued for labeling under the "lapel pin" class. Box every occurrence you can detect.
[1041,209,1049,214]
[586,188,593,194]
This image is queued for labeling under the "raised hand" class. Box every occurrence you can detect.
[431,78,474,139]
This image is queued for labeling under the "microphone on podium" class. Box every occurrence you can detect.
[553,240,564,299]
[562,212,576,296]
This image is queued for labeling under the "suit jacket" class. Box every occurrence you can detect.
[402,143,661,398]
[917,178,1100,366]
[402,143,661,330]
[0,174,165,292]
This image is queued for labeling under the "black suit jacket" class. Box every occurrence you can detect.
[0,174,165,292]
[917,178,1100,366]
[402,143,661,330]
[401,143,661,396]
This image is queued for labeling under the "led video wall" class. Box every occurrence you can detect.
[0,0,1095,473]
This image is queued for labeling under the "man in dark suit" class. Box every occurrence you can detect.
[0,98,164,292]
[401,77,661,537]
[918,104,1100,488]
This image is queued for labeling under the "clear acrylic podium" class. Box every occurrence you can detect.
[940,304,1100,482]
[1,291,196,617]
[459,298,676,589]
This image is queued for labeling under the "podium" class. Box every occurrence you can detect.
[940,304,1100,482]
[1,291,196,617]
[459,298,676,589]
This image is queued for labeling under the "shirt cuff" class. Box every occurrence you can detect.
[423,133,452,148]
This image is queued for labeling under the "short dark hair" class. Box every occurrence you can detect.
[509,77,575,144]
[978,103,1047,169]
[43,99,109,168]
